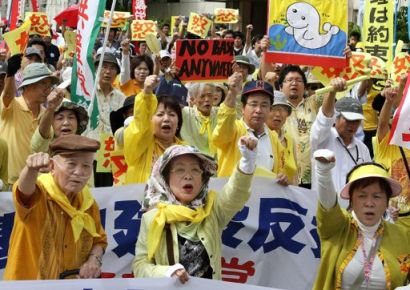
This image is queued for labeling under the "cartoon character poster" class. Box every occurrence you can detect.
[266,0,348,68]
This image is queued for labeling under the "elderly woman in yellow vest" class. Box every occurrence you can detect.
[313,149,410,290]
[124,75,184,184]
[133,136,258,283]
[180,83,218,157]
[4,135,107,280]
[266,91,298,185]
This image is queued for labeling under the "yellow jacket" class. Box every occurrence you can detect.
[124,92,182,184]
[211,103,284,177]
[132,167,252,279]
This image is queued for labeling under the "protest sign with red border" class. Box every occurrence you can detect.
[176,39,234,82]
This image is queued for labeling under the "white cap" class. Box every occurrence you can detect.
[159,50,171,59]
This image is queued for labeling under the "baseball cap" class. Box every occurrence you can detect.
[159,50,171,59]
[242,80,274,99]
[335,97,364,121]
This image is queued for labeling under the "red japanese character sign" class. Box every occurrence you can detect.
[131,20,157,41]
[102,11,131,28]
[3,20,31,56]
[187,12,212,39]
[311,52,371,87]
[370,55,387,80]
[110,151,128,185]
[391,52,410,85]
[25,12,50,36]
[96,133,115,173]
[214,8,239,24]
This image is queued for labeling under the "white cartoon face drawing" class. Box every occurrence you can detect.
[284,2,340,49]
[286,3,310,29]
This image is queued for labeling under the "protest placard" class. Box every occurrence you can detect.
[214,8,239,24]
[102,11,131,28]
[131,20,157,41]
[25,12,50,36]
[3,20,31,55]
[176,39,234,81]
[187,12,212,39]
[266,0,348,68]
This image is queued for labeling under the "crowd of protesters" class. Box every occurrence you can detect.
[1,12,410,288]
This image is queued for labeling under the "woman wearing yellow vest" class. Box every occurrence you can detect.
[312,149,410,290]
[132,137,258,282]
[124,75,184,184]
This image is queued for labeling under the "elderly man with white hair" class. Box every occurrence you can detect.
[180,82,218,157]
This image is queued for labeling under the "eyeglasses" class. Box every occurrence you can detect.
[170,167,203,177]
[246,102,271,111]
[283,78,304,84]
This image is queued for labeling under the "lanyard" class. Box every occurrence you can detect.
[337,137,359,165]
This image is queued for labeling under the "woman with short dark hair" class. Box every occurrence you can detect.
[313,149,410,290]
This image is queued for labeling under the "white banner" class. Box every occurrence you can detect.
[0,277,281,290]
[0,177,320,290]
[389,72,410,149]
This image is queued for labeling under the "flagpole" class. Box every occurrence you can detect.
[87,0,117,122]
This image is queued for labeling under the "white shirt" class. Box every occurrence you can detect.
[342,212,386,290]
[310,108,371,208]
[245,124,274,171]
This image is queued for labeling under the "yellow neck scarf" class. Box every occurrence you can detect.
[197,109,216,156]
[37,174,101,242]
[147,190,216,260]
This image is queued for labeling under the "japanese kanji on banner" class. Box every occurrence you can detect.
[24,12,50,36]
[176,39,234,82]
[133,0,147,20]
[0,177,320,289]
[71,0,107,130]
[96,133,115,173]
[370,55,387,80]
[266,0,348,68]
[311,52,371,87]
[362,0,395,66]
[102,10,131,28]
[187,12,212,39]
[110,150,127,185]
[389,72,410,149]
[131,20,157,41]
[3,20,31,56]
[391,52,410,85]
[214,8,239,24]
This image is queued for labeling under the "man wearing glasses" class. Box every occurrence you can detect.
[310,77,371,208]
[0,59,61,188]
[279,65,322,189]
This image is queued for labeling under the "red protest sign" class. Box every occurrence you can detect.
[175,39,234,81]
